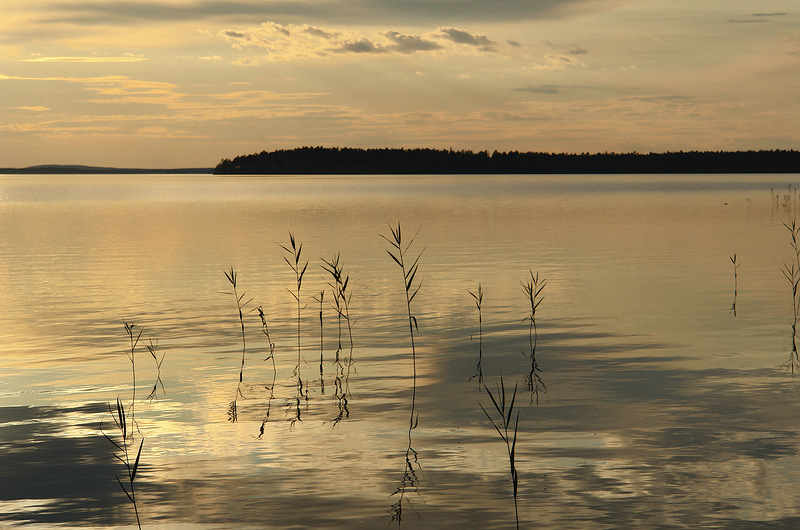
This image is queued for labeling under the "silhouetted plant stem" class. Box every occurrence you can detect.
[313,290,325,394]
[382,222,424,523]
[730,253,739,316]
[479,376,520,530]
[522,270,546,404]
[281,232,309,426]
[224,267,252,422]
[102,398,144,529]
[381,222,423,415]
[782,221,800,373]
[468,283,484,385]
[123,321,142,436]
[322,253,357,425]
[256,305,277,438]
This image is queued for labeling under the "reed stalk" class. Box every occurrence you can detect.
[102,398,144,529]
[381,222,423,415]
[782,221,800,373]
[123,321,142,435]
[522,270,546,404]
[382,222,424,523]
[322,253,356,425]
[224,266,252,422]
[479,376,520,530]
[281,232,309,426]
[730,253,739,316]
[312,290,325,394]
[468,283,484,385]
[256,305,277,438]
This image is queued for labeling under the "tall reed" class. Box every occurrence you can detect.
[281,232,309,425]
[102,398,144,529]
[382,222,424,523]
[782,221,800,373]
[381,222,423,402]
[730,253,739,316]
[479,376,520,530]
[322,253,356,424]
[223,266,252,422]
[123,321,142,434]
[312,290,325,394]
[468,283,484,385]
[522,270,546,404]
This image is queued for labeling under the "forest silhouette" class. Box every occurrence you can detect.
[215,147,800,175]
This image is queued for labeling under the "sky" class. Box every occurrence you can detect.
[0,0,798,168]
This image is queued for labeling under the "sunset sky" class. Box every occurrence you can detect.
[1,0,798,168]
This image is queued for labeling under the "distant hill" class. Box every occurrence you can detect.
[215,147,800,175]
[0,165,213,174]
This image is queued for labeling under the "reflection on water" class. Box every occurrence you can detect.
[2,173,800,527]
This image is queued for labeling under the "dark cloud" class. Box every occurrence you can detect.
[382,31,442,53]
[513,84,597,94]
[46,0,621,26]
[507,39,521,47]
[438,27,496,50]
[727,12,787,24]
[335,38,383,54]
[304,26,335,39]
[514,84,562,94]
[331,32,441,55]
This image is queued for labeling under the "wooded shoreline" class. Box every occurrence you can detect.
[215,147,800,174]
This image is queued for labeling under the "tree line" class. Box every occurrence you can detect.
[214,147,800,174]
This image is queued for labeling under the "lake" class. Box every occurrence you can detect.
[2,173,800,528]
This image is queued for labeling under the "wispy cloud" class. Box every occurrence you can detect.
[513,84,596,94]
[219,22,500,61]
[530,53,587,70]
[727,12,788,24]
[5,106,52,112]
[45,0,616,26]
[20,56,149,63]
[545,40,588,55]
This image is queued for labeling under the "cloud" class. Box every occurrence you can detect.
[20,56,150,63]
[45,0,621,26]
[5,106,52,112]
[219,22,501,61]
[727,13,787,24]
[545,40,588,55]
[513,84,598,95]
[382,31,441,54]
[514,84,562,94]
[438,27,496,50]
[530,53,587,70]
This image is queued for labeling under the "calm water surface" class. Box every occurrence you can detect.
[2,173,800,528]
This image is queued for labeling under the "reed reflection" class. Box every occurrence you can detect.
[256,306,277,439]
[468,284,484,386]
[145,338,166,401]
